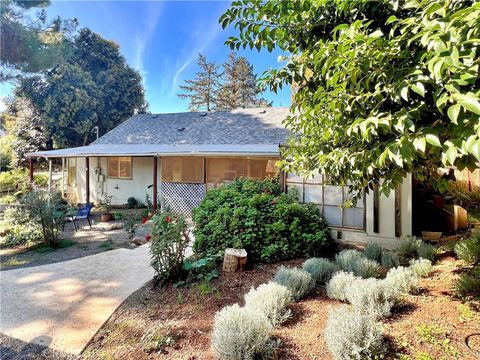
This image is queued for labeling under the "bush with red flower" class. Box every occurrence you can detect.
[193,178,332,263]
[150,211,190,285]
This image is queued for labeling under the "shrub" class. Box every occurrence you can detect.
[385,266,418,294]
[396,237,420,261]
[409,258,433,278]
[302,258,338,284]
[126,196,138,209]
[454,235,480,265]
[150,211,190,284]
[363,242,383,262]
[273,266,314,300]
[335,250,366,271]
[345,278,399,319]
[416,242,436,261]
[19,190,66,247]
[192,178,331,263]
[211,304,275,360]
[351,258,382,278]
[455,266,480,299]
[326,271,359,301]
[244,282,292,327]
[325,306,384,360]
[381,251,400,269]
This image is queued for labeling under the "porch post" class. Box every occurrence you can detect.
[29,157,34,188]
[48,159,53,194]
[153,156,158,211]
[61,157,65,197]
[85,157,90,203]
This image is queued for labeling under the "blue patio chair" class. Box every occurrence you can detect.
[64,203,93,231]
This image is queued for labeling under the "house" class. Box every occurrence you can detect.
[27,107,412,248]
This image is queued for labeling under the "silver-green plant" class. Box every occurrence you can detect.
[302,258,338,285]
[351,258,382,278]
[381,251,400,269]
[385,266,419,294]
[244,282,292,327]
[273,266,314,300]
[211,304,275,360]
[326,271,359,301]
[345,278,399,319]
[325,306,384,360]
[363,242,383,262]
[335,249,366,272]
[416,242,436,261]
[409,258,433,278]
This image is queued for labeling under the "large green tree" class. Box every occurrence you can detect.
[220,0,480,198]
[178,54,222,111]
[0,0,77,81]
[216,52,270,110]
[18,28,147,147]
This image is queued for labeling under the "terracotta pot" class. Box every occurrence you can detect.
[101,213,113,222]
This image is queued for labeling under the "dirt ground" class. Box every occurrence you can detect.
[0,210,150,270]
[82,256,480,360]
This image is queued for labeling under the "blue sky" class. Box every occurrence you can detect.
[2,1,291,113]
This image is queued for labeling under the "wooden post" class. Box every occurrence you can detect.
[61,157,65,197]
[48,159,53,194]
[153,156,158,211]
[223,248,247,272]
[29,157,34,188]
[373,184,379,233]
[85,157,90,204]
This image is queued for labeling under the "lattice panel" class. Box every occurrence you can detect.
[160,182,206,217]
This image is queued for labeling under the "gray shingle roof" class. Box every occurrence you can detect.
[94,107,290,145]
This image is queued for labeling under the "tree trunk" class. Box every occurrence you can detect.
[222,248,247,273]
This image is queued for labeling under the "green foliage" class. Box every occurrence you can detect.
[325,306,384,360]
[221,0,480,198]
[0,134,15,171]
[302,257,338,285]
[211,304,276,360]
[335,250,366,271]
[381,251,401,269]
[396,237,436,263]
[19,189,66,247]
[192,178,331,263]
[126,197,138,209]
[454,234,480,265]
[18,28,146,148]
[363,242,383,262]
[123,210,138,240]
[181,255,220,284]
[416,242,436,261]
[150,211,190,285]
[272,266,314,300]
[455,265,480,299]
[0,206,43,246]
[99,192,113,214]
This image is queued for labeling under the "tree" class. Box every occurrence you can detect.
[0,0,77,81]
[17,28,147,147]
[220,0,480,199]
[178,54,222,111]
[215,52,270,110]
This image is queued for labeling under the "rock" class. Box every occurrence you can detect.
[106,223,123,231]
[132,237,147,246]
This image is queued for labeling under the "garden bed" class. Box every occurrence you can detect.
[82,256,479,360]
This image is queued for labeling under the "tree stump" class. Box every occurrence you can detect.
[223,248,247,273]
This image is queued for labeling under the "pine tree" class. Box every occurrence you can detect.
[178,54,221,111]
[215,52,270,110]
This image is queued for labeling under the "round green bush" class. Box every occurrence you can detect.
[192,178,331,263]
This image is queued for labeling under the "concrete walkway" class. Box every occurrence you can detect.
[0,244,154,355]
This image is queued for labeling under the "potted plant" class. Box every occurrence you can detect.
[99,192,114,222]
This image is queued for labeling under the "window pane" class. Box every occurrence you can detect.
[343,207,364,228]
[324,206,342,226]
[287,184,303,202]
[161,157,204,183]
[304,184,322,204]
[343,187,364,208]
[324,185,343,205]
[305,172,322,184]
[206,158,248,185]
[108,158,119,178]
[286,173,303,182]
[119,158,131,178]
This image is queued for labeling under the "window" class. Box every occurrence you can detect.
[161,157,204,183]
[206,157,278,189]
[108,157,132,179]
[67,158,76,186]
[286,173,365,230]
